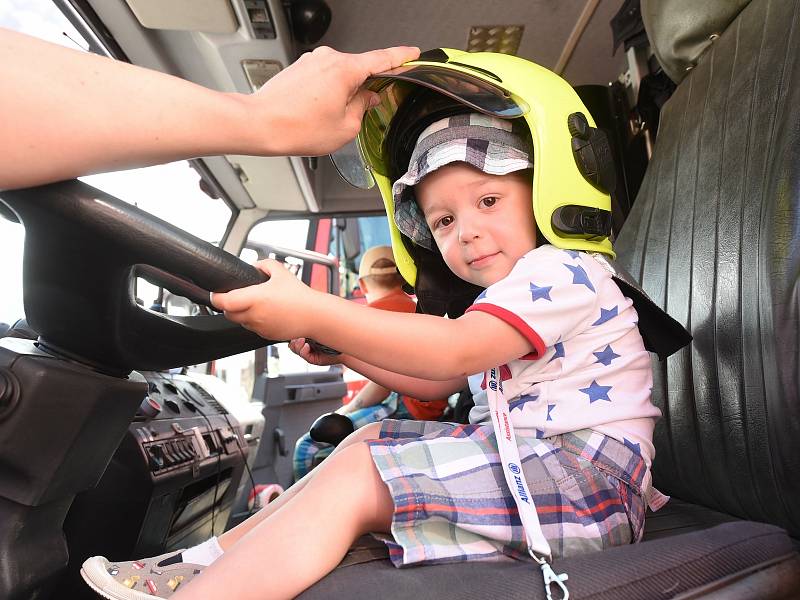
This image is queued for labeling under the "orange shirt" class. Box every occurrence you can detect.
[368,290,449,421]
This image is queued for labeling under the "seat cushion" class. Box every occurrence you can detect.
[642,497,741,541]
[300,522,797,599]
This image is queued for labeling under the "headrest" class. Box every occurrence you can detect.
[642,0,751,84]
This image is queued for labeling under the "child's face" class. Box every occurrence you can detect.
[415,162,537,288]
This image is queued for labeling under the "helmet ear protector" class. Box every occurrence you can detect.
[556,112,616,238]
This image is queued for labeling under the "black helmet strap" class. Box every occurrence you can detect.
[404,240,484,318]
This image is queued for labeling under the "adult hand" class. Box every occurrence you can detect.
[288,338,343,367]
[211,258,319,340]
[248,45,419,156]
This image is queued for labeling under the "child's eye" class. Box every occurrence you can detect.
[434,215,454,229]
[480,196,498,208]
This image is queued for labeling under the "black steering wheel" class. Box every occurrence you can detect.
[0,179,272,376]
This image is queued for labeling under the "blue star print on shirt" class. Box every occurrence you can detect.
[548,340,565,363]
[509,393,538,412]
[624,438,641,455]
[593,345,620,366]
[564,249,580,259]
[580,380,612,403]
[546,404,555,421]
[592,306,618,326]
[564,263,596,292]
[475,289,488,301]
[529,283,552,302]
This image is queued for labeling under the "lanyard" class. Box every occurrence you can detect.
[486,366,570,600]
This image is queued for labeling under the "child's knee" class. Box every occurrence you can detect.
[341,422,382,448]
[358,421,383,440]
[334,442,392,531]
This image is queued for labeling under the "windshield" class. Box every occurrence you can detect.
[80,164,231,243]
[329,215,394,298]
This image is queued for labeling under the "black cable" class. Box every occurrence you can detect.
[184,396,222,536]
[164,372,222,536]
[176,378,259,534]
[220,411,259,511]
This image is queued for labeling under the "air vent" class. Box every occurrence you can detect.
[189,382,227,414]
[466,25,524,55]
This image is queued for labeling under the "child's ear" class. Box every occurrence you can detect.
[358,277,369,294]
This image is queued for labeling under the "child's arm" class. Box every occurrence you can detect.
[336,381,390,415]
[289,338,466,401]
[214,259,534,381]
[341,355,466,400]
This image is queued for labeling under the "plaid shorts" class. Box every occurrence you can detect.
[292,393,413,481]
[368,422,647,567]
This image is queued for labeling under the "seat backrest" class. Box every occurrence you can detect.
[616,0,800,537]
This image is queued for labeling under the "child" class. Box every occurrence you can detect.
[293,245,448,480]
[81,62,663,600]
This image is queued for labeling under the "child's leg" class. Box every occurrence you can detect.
[173,438,394,600]
[218,421,383,550]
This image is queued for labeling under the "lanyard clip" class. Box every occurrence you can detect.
[540,561,569,600]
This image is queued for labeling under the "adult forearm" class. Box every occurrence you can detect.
[0,29,419,190]
[0,29,259,189]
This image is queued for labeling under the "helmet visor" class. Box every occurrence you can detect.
[330,63,529,189]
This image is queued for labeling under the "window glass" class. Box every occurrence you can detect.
[2,0,86,51]
[329,215,393,298]
[81,164,231,244]
[243,218,309,278]
[212,350,259,402]
[247,219,311,250]
[238,218,328,377]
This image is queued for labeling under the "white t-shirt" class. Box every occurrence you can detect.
[465,245,660,464]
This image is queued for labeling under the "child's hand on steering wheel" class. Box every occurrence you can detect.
[288,337,343,367]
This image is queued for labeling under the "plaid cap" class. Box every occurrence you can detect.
[392,113,533,250]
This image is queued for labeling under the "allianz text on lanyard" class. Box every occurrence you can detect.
[486,366,570,600]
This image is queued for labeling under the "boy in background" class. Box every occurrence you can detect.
[293,245,448,480]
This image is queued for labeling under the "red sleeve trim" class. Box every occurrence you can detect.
[465,303,546,359]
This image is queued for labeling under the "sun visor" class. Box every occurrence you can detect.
[330,63,529,189]
[124,0,238,33]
